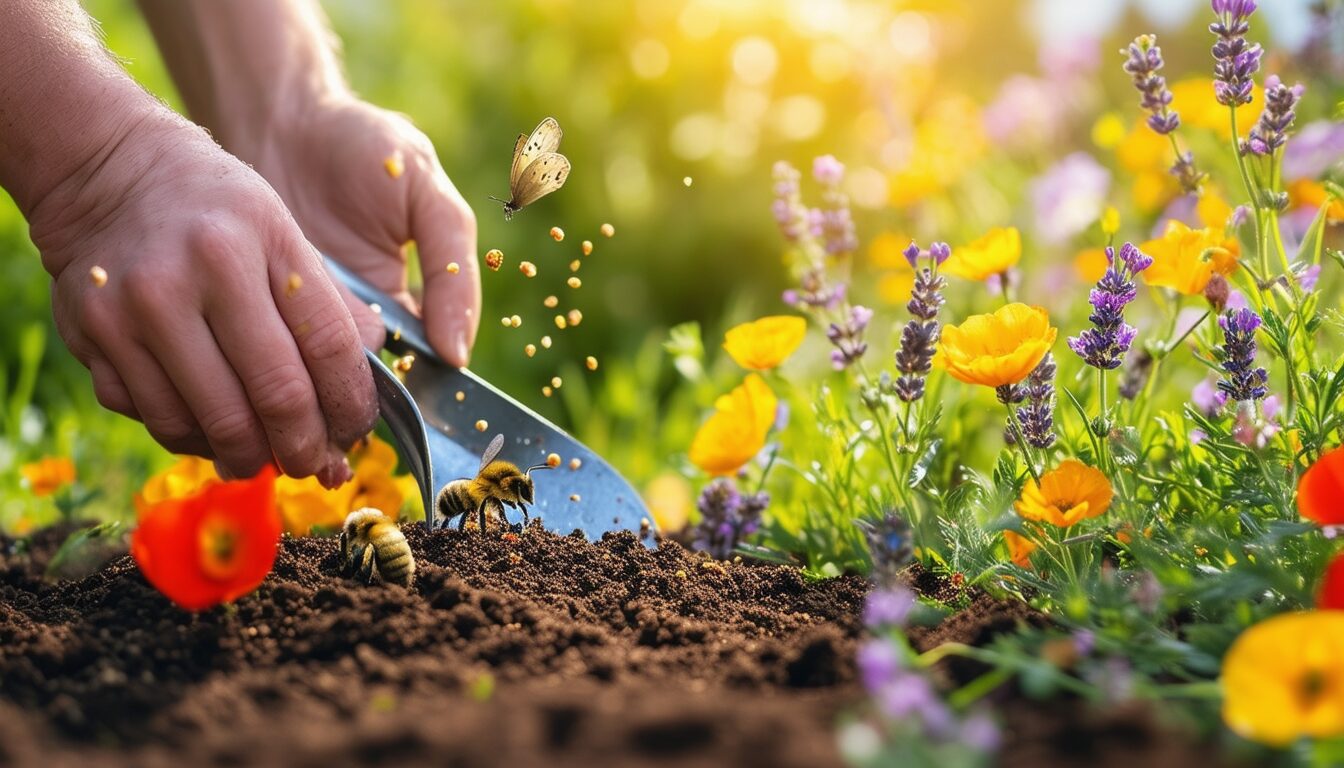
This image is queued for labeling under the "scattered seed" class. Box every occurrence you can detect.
[569,259,581,272]
[542,386,553,397]
[554,315,567,330]
[581,240,593,256]
[570,494,581,502]
[447,262,461,274]
[543,295,559,308]
[525,344,537,357]
[370,303,383,314]
[546,453,562,468]
[285,272,303,297]
[550,226,565,242]
[541,336,553,349]
[519,261,537,278]
[384,152,404,179]
[569,457,582,470]
[501,316,512,327]
[567,277,582,289]
[585,356,598,371]
[683,176,693,186]
[600,223,615,238]
[485,249,504,271]
[393,355,415,373]
[675,569,687,579]
[551,376,563,388]
[455,391,466,402]
[510,315,522,328]
[89,266,108,287]
[640,517,651,530]
[475,419,488,432]
[567,309,584,327]
[393,327,402,341]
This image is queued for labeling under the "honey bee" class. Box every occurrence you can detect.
[436,434,553,531]
[340,508,415,587]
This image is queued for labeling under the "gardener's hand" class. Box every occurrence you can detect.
[31,113,377,485]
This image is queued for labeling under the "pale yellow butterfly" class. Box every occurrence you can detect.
[491,117,571,220]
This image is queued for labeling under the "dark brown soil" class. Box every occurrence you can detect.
[0,525,1228,767]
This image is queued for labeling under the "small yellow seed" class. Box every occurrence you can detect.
[546,453,562,468]
[683,176,693,187]
[543,295,559,308]
[569,457,582,470]
[475,419,488,432]
[550,226,565,242]
[370,303,382,314]
[554,315,567,330]
[675,569,687,579]
[567,277,582,289]
[286,272,303,297]
[600,223,615,238]
[89,266,108,287]
[551,376,563,388]
[542,386,553,397]
[585,356,598,371]
[541,336,553,349]
[570,494,581,502]
[567,309,583,326]
[519,261,537,278]
[581,240,593,256]
[569,259,581,272]
[393,355,415,373]
[525,344,537,357]
[485,249,504,271]
[447,262,461,274]
[501,316,512,327]
[384,152,404,179]
[510,315,522,328]
[455,391,466,402]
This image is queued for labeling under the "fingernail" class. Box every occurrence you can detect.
[214,461,236,481]
[453,332,471,368]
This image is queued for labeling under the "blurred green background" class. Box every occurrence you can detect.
[1,0,1340,531]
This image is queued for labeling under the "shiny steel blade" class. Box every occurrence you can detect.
[326,257,653,541]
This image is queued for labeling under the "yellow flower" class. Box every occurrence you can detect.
[1169,77,1259,140]
[1197,189,1234,231]
[935,303,1057,388]
[1073,247,1110,284]
[1222,611,1344,746]
[643,471,693,533]
[887,95,986,207]
[1003,530,1037,567]
[870,232,916,305]
[275,436,412,535]
[1091,112,1126,150]
[1100,206,1121,236]
[689,374,777,476]
[722,316,806,371]
[1289,179,1344,223]
[1014,460,1114,527]
[942,227,1021,281]
[1141,220,1240,295]
[136,456,220,514]
[20,457,76,497]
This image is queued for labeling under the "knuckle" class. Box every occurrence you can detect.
[185,211,246,274]
[199,406,264,457]
[144,411,200,446]
[247,363,315,422]
[299,316,360,365]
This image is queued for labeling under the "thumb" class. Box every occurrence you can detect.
[410,165,480,367]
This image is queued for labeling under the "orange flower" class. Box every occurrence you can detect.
[1319,552,1344,611]
[275,436,415,535]
[131,467,281,611]
[20,457,75,497]
[1015,460,1114,527]
[942,227,1021,282]
[689,374,777,476]
[723,316,806,371]
[1073,247,1109,284]
[1289,179,1344,223]
[1141,221,1239,295]
[935,303,1057,388]
[1299,446,1344,526]
[1003,530,1037,567]
[136,456,221,514]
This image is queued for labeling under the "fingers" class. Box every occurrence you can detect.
[330,272,386,351]
[409,162,480,367]
[86,334,215,459]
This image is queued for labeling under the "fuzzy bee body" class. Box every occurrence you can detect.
[435,434,552,531]
[340,509,415,587]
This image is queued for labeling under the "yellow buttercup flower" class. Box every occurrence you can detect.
[1289,179,1344,223]
[689,374,777,476]
[275,436,414,535]
[1197,189,1234,231]
[870,232,916,305]
[942,227,1021,282]
[1014,460,1113,527]
[1141,220,1239,295]
[935,303,1057,388]
[722,316,806,371]
[20,457,76,498]
[1003,530,1037,567]
[1168,77,1259,140]
[1100,206,1121,236]
[1222,611,1344,746]
[136,456,220,514]
[1073,247,1109,284]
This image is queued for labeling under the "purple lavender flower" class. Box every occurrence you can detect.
[1210,0,1262,108]
[1246,75,1304,156]
[863,587,916,629]
[693,478,768,559]
[771,161,809,242]
[1192,377,1228,416]
[857,639,902,692]
[894,242,946,402]
[814,156,858,257]
[1068,243,1152,370]
[1283,121,1344,180]
[1170,151,1205,195]
[1118,350,1154,400]
[782,268,846,310]
[1030,153,1112,245]
[1297,263,1322,292]
[827,305,873,370]
[812,154,845,186]
[958,710,1002,753]
[1122,35,1181,135]
[1217,307,1269,402]
[1017,354,1057,449]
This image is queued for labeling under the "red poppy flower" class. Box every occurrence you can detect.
[1319,552,1344,611]
[131,466,281,611]
[1299,447,1344,526]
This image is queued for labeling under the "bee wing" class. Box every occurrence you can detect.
[510,117,563,186]
[509,153,570,209]
[479,433,506,473]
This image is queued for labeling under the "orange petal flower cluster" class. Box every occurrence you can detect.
[1014,460,1114,527]
[20,457,75,497]
[1221,611,1344,746]
[722,316,806,371]
[1003,530,1037,567]
[935,303,1057,388]
[688,374,777,476]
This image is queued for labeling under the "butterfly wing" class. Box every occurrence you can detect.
[510,117,563,188]
[478,434,505,474]
[510,153,571,209]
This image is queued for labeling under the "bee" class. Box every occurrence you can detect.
[436,433,553,531]
[340,508,415,587]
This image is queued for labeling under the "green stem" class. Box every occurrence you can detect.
[1228,107,1269,280]
[1005,405,1041,483]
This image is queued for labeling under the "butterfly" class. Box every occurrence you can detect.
[491,117,570,220]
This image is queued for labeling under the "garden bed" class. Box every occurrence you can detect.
[0,525,1222,767]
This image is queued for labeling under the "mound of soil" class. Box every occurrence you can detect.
[0,524,1225,767]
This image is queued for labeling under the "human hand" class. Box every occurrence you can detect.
[29,112,377,485]
[244,96,481,366]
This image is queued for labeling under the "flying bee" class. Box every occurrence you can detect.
[340,508,415,587]
[436,434,553,531]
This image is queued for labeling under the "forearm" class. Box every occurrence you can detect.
[0,1,168,219]
[136,0,350,163]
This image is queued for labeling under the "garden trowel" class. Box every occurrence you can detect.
[325,257,653,541]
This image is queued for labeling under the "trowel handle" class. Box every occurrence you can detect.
[323,255,436,361]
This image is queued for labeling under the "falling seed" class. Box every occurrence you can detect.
[554,315,567,329]
[542,386,553,397]
[286,272,303,297]
[600,223,615,238]
[543,295,559,308]
[546,453,562,468]
[525,344,537,357]
[675,569,687,579]
[567,277,582,289]
[541,336,552,349]
[585,356,598,371]
[567,309,583,326]
[370,303,382,314]
[510,315,522,328]
[551,376,563,388]
[475,419,488,432]
[569,259,582,273]
[569,457,582,470]
[582,240,593,256]
[570,494,581,502]
[393,327,402,341]
[89,266,108,287]
[384,152,405,179]
[519,261,537,278]
[393,355,415,373]
[501,316,512,327]
[447,262,461,274]
[550,226,565,242]
[485,249,504,271]
[683,176,693,187]
[455,391,466,402]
